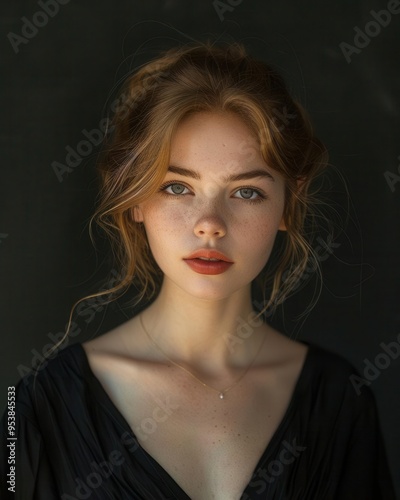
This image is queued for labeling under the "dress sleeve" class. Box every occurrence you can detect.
[0,379,58,499]
[335,384,396,500]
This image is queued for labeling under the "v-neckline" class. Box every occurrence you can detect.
[74,340,313,499]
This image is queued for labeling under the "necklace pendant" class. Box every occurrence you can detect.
[219,392,224,399]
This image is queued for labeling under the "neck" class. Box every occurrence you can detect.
[139,278,266,375]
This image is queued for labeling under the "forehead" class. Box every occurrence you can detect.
[169,111,263,168]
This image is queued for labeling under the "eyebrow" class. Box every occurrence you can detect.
[167,165,275,182]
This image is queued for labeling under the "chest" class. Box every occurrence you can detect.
[92,360,298,499]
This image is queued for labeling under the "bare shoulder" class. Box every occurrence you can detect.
[260,324,309,365]
[81,315,150,387]
[82,315,144,358]
[81,316,163,411]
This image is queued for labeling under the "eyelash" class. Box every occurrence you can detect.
[158,181,267,204]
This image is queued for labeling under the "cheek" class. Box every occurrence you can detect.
[235,208,282,242]
[142,204,187,252]
[232,211,283,275]
[145,199,198,232]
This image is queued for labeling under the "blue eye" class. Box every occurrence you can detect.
[235,188,258,200]
[233,187,265,202]
[160,183,190,195]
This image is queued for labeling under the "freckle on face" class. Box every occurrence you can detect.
[138,111,286,300]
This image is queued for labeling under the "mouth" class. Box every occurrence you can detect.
[183,257,233,275]
[183,249,234,275]
[183,249,233,262]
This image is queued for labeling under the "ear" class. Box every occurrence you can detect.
[132,205,144,223]
[278,216,287,231]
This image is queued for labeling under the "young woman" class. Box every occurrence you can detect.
[1,41,395,499]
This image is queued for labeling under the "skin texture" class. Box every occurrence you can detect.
[132,110,288,373]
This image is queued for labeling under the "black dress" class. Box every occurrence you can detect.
[0,341,396,499]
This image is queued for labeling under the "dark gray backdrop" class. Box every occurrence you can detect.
[1,0,399,496]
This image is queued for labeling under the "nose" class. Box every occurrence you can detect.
[194,214,227,238]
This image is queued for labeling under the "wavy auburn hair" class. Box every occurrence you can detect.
[59,39,328,348]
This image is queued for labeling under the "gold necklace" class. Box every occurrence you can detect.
[139,313,266,400]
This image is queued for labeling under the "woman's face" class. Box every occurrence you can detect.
[134,111,286,301]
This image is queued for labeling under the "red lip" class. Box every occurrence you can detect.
[184,259,233,275]
[183,249,234,275]
[183,249,233,262]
